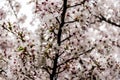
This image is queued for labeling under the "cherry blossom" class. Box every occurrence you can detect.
[0,0,120,80]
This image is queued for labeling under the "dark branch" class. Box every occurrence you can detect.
[42,66,51,75]
[67,0,87,8]
[58,51,65,57]
[96,14,120,28]
[65,20,79,24]
[61,34,73,43]
[57,68,66,74]
[50,0,68,80]
[55,17,60,24]
[57,0,68,46]
[57,47,95,67]
[0,68,6,74]
[8,0,18,18]
[56,65,68,74]
[89,55,104,71]
[50,53,59,80]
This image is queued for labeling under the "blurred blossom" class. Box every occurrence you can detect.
[0,9,6,20]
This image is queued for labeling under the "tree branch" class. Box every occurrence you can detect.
[42,66,51,75]
[57,0,68,46]
[50,0,68,80]
[61,34,73,43]
[67,0,87,8]
[65,20,79,24]
[55,17,60,24]
[8,0,18,18]
[50,53,59,80]
[57,47,95,67]
[96,14,120,28]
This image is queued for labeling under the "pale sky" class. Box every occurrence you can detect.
[0,0,40,32]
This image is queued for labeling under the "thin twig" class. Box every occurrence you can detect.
[61,34,73,43]
[42,66,51,75]
[67,0,87,8]
[65,20,79,24]
[95,14,120,28]
[57,47,95,67]
[8,0,18,19]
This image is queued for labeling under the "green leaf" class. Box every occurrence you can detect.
[17,46,24,51]
[8,22,12,30]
